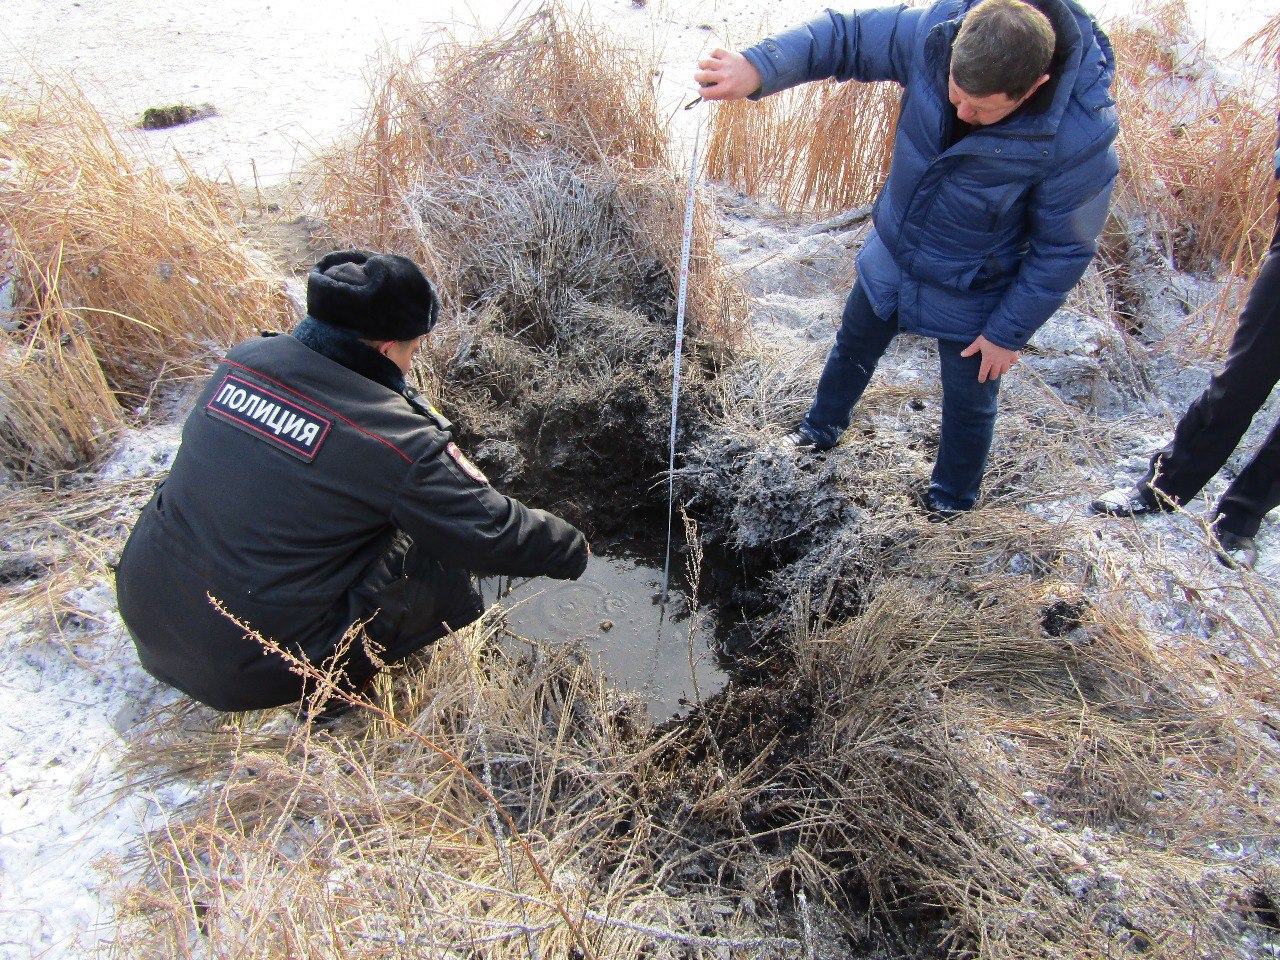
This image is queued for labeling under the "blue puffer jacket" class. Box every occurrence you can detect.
[742,0,1120,349]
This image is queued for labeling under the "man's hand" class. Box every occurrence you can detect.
[960,335,1020,383]
[694,48,762,101]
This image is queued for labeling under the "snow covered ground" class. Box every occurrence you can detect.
[2,0,1278,957]
[4,0,1272,186]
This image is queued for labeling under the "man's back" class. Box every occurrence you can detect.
[117,331,586,710]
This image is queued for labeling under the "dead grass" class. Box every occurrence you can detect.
[1100,0,1280,360]
[0,312,122,477]
[0,84,294,475]
[1108,1,1278,280]
[113,622,803,959]
[668,334,1280,957]
[704,79,901,216]
[1241,13,1280,72]
[312,6,741,346]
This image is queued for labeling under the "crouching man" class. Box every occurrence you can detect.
[116,250,589,712]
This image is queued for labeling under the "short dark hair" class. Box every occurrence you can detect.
[950,0,1055,100]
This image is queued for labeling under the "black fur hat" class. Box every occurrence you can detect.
[306,250,440,341]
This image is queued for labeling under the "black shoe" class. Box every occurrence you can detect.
[781,426,832,452]
[1213,529,1258,570]
[1090,485,1171,517]
[913,485,965,522]
[925,502,964,523]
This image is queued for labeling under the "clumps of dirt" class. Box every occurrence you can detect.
[139,103,217,130]
[436,301,715,532]
[1041,596,1090,637]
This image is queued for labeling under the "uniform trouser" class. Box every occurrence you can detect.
[333,532,486,691]
[1143,203,1280,538]
[801,281,1002,511]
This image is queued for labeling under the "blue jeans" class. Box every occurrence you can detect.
[801,282,1001,511]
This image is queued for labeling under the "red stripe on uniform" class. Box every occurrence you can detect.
[222,359,414,464]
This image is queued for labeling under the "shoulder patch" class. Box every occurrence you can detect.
[447,442,489,485]
[206,374,331,462]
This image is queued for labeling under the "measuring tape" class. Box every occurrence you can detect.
[661,100,704,605]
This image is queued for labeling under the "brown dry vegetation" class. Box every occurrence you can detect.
[1108,2,1278,275]
[0,86,293,477]
[311,7,739,347]
[0,5,1277,960]
[705,79,902,216]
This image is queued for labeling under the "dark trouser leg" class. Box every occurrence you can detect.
[929,338,1002,511]
[341,533,485,686]
[1214,416,1280,537]
[1144,206,1280,519]
[801,282,899,448]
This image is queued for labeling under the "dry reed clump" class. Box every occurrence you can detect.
[704,78,902,216]
[407,151,673,344]
[311,6,744,529]
[1107,1,1278,279]
[312,6,740,346]
[0,84,294,471]
[113,626,805,959]
[0,316,122,477]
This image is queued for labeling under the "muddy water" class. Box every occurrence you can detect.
[479,549,727,718]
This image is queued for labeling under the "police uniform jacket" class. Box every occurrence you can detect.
[741,0,1120,350]
[116,333,588,711]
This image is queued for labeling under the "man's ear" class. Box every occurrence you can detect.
[1028,72,1051,97]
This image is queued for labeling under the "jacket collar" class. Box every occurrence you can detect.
[291,316,407,394]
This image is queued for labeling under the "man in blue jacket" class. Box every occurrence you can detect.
[696,0,1119,514]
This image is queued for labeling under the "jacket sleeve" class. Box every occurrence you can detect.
[981,138,1120,351]
[740,5,922,99]
[390,443,588,581]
